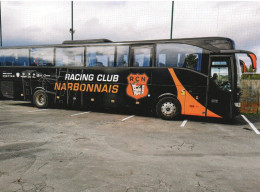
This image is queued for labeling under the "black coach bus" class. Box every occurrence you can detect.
[0,37,257,119]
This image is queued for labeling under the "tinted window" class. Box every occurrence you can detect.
[210,58,231,91]
[133,47,152,67]
[87,46,115,67]
[116,46,129,67]
[56,47,84,67]
[156,43,202,72]
[0,49,29,66]
[30,48,54,66]
[211,67,229,83]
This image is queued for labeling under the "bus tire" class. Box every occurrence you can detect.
[33,90,48,108]
[156,97,180,120]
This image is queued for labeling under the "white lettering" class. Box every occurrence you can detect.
[64,73,118,82]
[97,74,102,81]
[65,74,70,80]
[75,74,80,80]
[82,74,88,81]
[106,74,112,82]
[89,74,94,81]
[113,75,119,82]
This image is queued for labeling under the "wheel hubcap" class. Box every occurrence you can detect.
[161,102,176,116]
[36,94,45,106]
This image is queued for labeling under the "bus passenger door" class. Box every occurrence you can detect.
[207,56,233,118]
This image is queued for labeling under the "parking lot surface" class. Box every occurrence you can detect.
[0,100,259,192]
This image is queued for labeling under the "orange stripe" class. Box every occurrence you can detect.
[168,68,222,118]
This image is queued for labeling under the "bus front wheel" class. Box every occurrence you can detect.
[156,97,180,120]
[33,90,48,108]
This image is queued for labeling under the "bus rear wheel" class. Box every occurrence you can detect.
[33,90,48,108]
[156,97,180,120]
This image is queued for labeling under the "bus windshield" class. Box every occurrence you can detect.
[235,54,242,88]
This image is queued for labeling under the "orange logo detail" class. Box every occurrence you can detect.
[126,73,149,100]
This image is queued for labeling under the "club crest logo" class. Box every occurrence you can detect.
[126,73,149,100]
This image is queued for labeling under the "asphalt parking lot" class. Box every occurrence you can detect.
[0,100,259,192]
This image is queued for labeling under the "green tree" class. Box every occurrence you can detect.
[242,64,260,79]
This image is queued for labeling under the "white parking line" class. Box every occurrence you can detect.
[180,120,188,127]
[71,111,90,117]
[241,115,260,135]
[121,115,135,122]
[28,109,49,113]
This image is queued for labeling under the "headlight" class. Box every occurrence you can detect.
[234,102,241,107]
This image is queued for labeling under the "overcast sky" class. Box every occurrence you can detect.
[1,1,260,71]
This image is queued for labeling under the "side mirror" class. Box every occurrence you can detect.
[240,60,246,73]
[247,53,257,70]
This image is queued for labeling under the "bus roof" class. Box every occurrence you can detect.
[0,37,235,53]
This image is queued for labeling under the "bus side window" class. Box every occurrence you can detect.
[132,47,152,67]
[55,47,84,67]
[156,43,202,72]
[86,46,115,67]
[157,54,166,67]
[156,44,178,67]
[116,46,129,67]
[5,55,15,66]
[13,49,29,66]
[0,54,4,66]
[30,48,54,67]
[0,49,29,66]
[0,50,13,66]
